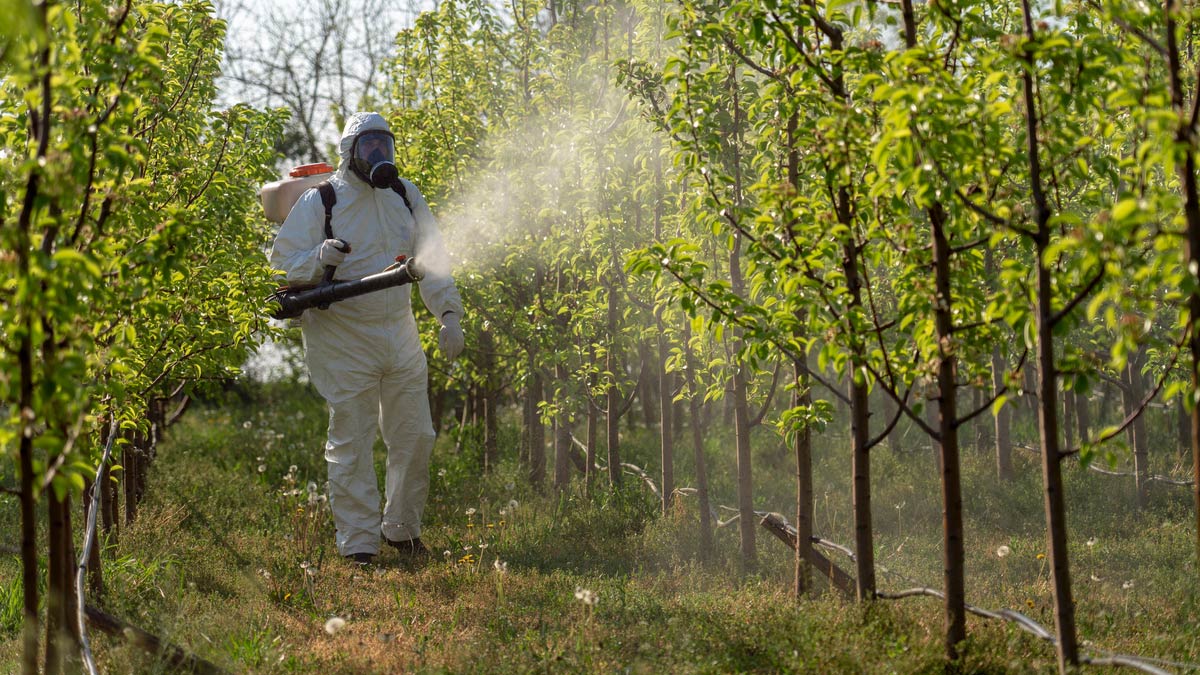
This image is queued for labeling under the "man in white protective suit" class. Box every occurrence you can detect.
[269,112,465,566]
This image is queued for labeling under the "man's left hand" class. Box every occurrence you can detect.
[439,314,465,360]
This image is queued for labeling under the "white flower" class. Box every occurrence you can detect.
[996,545,1011,558]
[324,617,346,635]
[574,587,598,606]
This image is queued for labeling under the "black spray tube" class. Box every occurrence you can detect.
[270,257,423,320]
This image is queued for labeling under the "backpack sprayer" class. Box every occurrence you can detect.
[261,163,423,320]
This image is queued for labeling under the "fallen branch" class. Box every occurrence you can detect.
[620,461,661,499]
[84,605,228,675]
[1087,464,1194,487]
[759,512,855,597]
[1016,444,1195,488]
[647,477,1191,672]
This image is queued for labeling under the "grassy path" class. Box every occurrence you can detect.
[3,383,1198,673]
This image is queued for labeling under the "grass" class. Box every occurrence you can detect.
[1,381,1198,673]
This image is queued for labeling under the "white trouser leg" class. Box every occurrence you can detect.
[380,355,436,543]
[325,386,382,556]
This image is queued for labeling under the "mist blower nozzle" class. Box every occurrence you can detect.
[269,256,423,320]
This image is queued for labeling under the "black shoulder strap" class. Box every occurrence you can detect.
[314,179,411,235]
[390,178,414,215]
[317,181,336,239]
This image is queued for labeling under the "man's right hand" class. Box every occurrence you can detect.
[319,239,351,266]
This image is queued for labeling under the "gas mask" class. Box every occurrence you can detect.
[349,129,398,188]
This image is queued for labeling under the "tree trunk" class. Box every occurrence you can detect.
[1021,6,1078,662]
[554,363,572,491]
[1176,397,1189,461]
[658,318,675,515]
[1124,354,1149,507]
[785,110,813,596]
[528,369,546,491]
[586,398,598,490]
[481,329,499,473]
[883,390,904,454]
[18,381,38,675]
[484,388,499,474]
[1034,261,1078,671]
[606,282,623,487]
[849,373,874,600]
[793,341,814,597]
[17,16,49,672]
[993,347,1014,481]
[930,203,965,661]
[1063,387,1076,452]
[1075,389,1091,445]
[45,490,78,675]
[1164,0,1200,571]
[123,432,139,525]
[683,321,713,560]
[973,385,990,454]
[732,360,755,567]
[639,341,656,430]
[841,224,875,600]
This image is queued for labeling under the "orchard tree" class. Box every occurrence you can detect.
[1,1,281,672]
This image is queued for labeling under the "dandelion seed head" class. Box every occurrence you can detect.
[465,507,477,516]
[493,559,508,573]
[996,545,1011,558]
[257,464,266,473]
[574,587,598,606]
[243,421,253,429]
[324,617,346,635]
[1122,580,1134,590]
[1086,537,1097,548]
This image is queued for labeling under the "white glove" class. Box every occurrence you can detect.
[319,239,349,266]
[438,313,465,360]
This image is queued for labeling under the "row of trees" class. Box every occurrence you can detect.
[4,0,1198,673]
[1,1,282,673]
[374,0,1200,672]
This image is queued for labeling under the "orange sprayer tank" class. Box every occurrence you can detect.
[260,162,335,223]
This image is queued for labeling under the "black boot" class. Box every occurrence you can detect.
[386,537,428,557]
[344,551,375,566]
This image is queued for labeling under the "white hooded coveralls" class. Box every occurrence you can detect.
[269,113,463,557]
